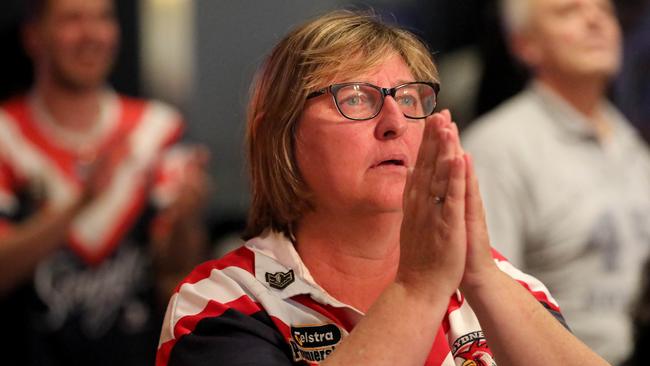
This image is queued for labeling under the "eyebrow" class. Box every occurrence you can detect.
[395,79,415,85]
[345,79,417,87]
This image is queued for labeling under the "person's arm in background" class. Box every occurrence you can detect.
[149,146,211,302]
[0,202,82,295]
[0,154,113,295]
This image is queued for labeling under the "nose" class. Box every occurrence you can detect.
[584,3,612,29]
[80,12,118,42]
[374,96,408,140]
[585,8,600,26]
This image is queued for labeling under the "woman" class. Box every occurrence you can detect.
[156,11,609,366]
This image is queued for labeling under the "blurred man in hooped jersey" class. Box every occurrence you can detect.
[0,0,210,364]
[463,0,650,363]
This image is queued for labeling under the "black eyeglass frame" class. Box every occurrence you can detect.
[306,81,441,121]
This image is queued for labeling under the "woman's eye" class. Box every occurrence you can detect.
[340,92,369,106]
[397,95,417,107]
[346,95,362,105]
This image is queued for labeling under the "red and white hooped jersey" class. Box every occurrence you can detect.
[0,90,184,265]
[156,230,566,366]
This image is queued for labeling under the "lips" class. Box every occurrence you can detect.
[371,154,408,169]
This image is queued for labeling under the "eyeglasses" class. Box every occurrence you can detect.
[306,81,440,121]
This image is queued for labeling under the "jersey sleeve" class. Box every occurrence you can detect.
[163,303,294,366]
[156,248,295,366]
[491,248,570,330]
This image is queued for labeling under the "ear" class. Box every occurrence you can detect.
[510,32,542,70]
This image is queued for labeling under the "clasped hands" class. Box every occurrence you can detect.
[397,110,498,300]
[74,143,211,225]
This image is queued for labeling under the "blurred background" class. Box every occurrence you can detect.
[1,0,648,242]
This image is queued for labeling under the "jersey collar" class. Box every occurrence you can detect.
[245,230,364,314]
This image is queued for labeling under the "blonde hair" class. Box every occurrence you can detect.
[243,10,439,240]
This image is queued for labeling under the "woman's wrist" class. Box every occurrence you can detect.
[460,264,506,303]
[394,271,459,306]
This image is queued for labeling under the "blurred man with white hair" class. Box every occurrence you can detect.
[463,0,650,363]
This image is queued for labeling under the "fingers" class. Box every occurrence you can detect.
[405,113,442,204]
[413,110,454,172]
[442,156,467,232]
[464,153,491,249]
[78,143,127,203]
[407,109,467,232]
[404,108,465,203]
[412,114,442,174]
[189,145,211,168]
[433,111,467,232]
[436,113,465,224]
[460,153,501,291]
[464,154,483,223]
[169,151,213,221]
[429,127,456,201]
[441,109,463,156]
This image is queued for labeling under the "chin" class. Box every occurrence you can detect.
[582,65,620,80]
[54,64,111,91]
[362,203,403,216]
[368,189,405,212]
[578,53,621,77]
[73,72,110,89]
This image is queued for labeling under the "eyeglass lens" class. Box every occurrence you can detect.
[333,83,436,120]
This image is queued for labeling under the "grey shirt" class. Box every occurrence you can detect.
[463,82,650,364]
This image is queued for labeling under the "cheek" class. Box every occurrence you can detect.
[99,23,120,48]
[56,22,83,45]
[536,22,579,51]
[295,124,373,201]
[297,129,365,179]
[543,28,579,54]
[605,22,622,47]
[537,34,579,66]
[48,30,81,60]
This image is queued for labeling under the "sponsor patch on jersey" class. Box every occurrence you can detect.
[265,269,295,289]
[289,323,342,363]
[452,331,496,366]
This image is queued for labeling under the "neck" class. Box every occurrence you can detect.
[536,72,613,140]
[294,210,402,312]
[35,79,104,132]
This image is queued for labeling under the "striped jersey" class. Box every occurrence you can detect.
[157,230,566,365]
[0,90,186,365]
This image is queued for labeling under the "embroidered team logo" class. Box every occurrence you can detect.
[265,269,295,289]
[452,331,496,366]
[289,324,342,363]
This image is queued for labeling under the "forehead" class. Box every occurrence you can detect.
[321,52,416,86]
[357,53,415,83]
[531,0,612,12]
[44,0,114,17]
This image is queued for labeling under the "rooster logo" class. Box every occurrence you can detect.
[453,332,496,366]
